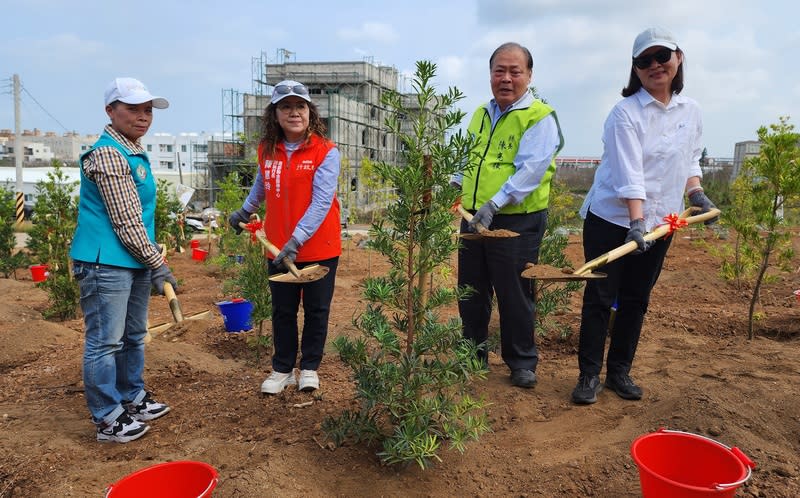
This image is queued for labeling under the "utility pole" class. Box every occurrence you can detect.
[13,74,24,227]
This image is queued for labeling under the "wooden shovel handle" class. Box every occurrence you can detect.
[456,204,488,234]
[572,207,721,276]
[239,222,302,278]
[163,281,184,322]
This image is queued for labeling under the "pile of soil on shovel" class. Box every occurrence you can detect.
[1,226,799,497]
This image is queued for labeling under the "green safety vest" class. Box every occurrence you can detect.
[462,101,563,213]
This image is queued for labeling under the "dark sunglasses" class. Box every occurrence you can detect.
[632,48,675,69]
[273,84,309,96]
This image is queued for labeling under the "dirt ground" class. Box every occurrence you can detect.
[1,226,799,497]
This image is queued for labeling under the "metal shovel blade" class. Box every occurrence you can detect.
[269,263,330,283]
[521,264,607,281]
[456,205,519,240]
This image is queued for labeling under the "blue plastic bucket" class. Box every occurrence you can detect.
[216,299,253,332]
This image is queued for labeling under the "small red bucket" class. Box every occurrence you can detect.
[192,248,208,262]
[631,428,755,498]
[30,264,49,282]
[190,239,200,249]
[105,460,218,498]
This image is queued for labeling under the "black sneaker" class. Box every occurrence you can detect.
[571,374,602,404]
[510,369,537,388]
[605,373,643,400]
[125,392,171,421]
[97,412,150,443]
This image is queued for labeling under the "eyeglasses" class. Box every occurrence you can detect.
[632,48,674,69]
[277,102,308,113]
[273,84,309,96]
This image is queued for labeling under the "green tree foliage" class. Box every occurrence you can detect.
[535,179,583,338]
[26,164,79,320]
[723,117,800,338]
[154,179,184,250]
[214,171,249,257]
[0,186,28,277]
[323,61,489,469]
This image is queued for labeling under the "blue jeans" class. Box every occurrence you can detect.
[73,261,149,426]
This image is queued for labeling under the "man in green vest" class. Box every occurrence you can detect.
[455,42,564,388]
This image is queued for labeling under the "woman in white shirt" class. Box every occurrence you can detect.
[571,27,717,405]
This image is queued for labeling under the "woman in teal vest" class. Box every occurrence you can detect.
[455,43,563,389]
[71,77,176,443]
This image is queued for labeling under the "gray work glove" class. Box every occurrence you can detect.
[229,208,252,234]
[625,218,654,255]
[688,189,719,225]
[468,200,499,232]
[150,264,178,295]
[274,237,301,270]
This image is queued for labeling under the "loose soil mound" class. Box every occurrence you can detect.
[1,229,799,497]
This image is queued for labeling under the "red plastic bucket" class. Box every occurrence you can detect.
[30,264,49,282]
[190,239,200,249]
[631,428,755,498]
[192,248,208,261]
[105,460,218,497]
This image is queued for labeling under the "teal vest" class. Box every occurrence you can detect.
[70,132,156,268]
[462,101,563,213]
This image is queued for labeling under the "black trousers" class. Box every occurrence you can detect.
[458,210,547,371]
[268,256,339,373]
[577,211,672,377]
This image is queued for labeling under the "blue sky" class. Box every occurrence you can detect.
[2,0,798,157]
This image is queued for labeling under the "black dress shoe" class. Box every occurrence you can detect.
[605,373,643,400]
[571,374,602,404]
[510,369,537,388]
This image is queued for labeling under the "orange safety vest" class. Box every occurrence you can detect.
[258,135,342,262]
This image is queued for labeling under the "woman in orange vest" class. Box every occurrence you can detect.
[229,80,342,394]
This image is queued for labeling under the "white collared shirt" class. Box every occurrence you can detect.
[579,88,703,230]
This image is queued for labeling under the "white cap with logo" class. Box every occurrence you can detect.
[632,27,679,58]
[104,77,169,109]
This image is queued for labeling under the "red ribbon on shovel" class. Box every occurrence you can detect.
[243,220,263,242]
[662,212,688,234]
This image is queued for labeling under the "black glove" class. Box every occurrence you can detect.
[150,264,178,295]
[229,208,252,234]
[688,189,719,225]
[274,237,301,270]
[624,218,654,255]
[469,200,499,232]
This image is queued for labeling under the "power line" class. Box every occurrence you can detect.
[21,85,70,132]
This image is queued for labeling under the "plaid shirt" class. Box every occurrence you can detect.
[82,125,162,268]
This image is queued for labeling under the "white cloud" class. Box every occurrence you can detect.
[337,22,399,44]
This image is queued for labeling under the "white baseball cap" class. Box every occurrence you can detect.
[632,27,679,58]
[270,80,311,105]
[104,77,169,108]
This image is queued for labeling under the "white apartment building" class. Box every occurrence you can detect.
[0,129,95,164]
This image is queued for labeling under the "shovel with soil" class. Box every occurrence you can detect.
[145,248,212,343]
[456,204,519,240]
[521,207,722,282]
[238,221,329,284]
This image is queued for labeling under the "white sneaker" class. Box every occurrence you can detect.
[260,370,296,394]
[298,370,319,392]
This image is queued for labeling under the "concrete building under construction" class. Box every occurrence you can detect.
[208,53,413,213]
